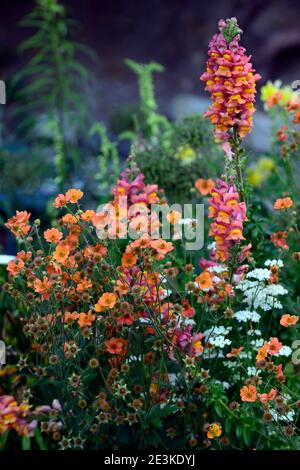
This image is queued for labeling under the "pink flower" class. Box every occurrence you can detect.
[200,18,261,148]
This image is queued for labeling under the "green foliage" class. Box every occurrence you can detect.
[125,59,170,139]
[90,123,120,195]
[12,0,93,190]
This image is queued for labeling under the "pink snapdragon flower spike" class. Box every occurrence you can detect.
[200,17,261,150]
[208,178,248,262]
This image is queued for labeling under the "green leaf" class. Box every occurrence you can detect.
[22,435,31,450]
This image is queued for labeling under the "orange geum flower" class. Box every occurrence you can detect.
[195,178,215,196]
[273,197,293,210]
[33,276,52,299]
[53,243,70,264]
[7,259,24,276]
[94,292,118,312]
[280,314,299,328]
[121,252,138,267]
[150,239,174,256]
[81,210,95,222]
[5,210,31,238]
[76,279,93,293]
[267,337,282,355]
[53,194,68,208]
[105,337,128,355]
[258,388,277,404]
[166,210,181,225]
[44,228,63,243]
[226,346,243,358]
[240,384,257,402]
[195,271,213,290]
[78,310,95,328]
[256,342,268,362]
[63,311,80,324]
[61,214,78,226]
[207,423,222,439]
[65,188,84,204]
[271,231,289,250]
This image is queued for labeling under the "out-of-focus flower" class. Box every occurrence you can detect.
[175,144,197,164]
[246,157,275,188]
[195,178,215,196]
[261,80,297,110]
[0,395,38,436]
[273,197,293,210]
[280,314,299,328]
[200,17,260,148]
[271,231,289,250]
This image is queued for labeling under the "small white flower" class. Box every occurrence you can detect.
[265,259,284,268]
[234,310,261,323]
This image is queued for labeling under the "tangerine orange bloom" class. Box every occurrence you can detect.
[63,311,80,324]
[7,259,24,276]
[280,314,299,328]
[166,210,181,225]
[53,243,70,264]
[256,342,268,362]
[150,239,174,256]
[44,228,63,243]
[271,231,289,250]
[81,210,95,222]
[121,252,138,267]
[267,337,282,355]
[61,214,77,226]
[78,310,96,328]
[53,194,68,208]
[5,210,31,238]
[226,346,243,358]
[65,188,84,204]
[105,337,128,355]
[195,271,213,290]
[273,197,293,210]
[195,178,215,196]
[94,292,118,312]
[207,423,222,439]
[33,276,52,299]
[258,388,277,404]
[240,384,257,402]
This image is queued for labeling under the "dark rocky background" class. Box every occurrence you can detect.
[1,0,300,123]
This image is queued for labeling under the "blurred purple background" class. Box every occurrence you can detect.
[1,0,300,120]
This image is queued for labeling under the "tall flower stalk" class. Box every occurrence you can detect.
[200,17,261,200]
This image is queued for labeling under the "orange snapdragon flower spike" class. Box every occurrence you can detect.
[280,314,299,327]
[240,384,257,402]
[273,197,293,210]
[195,178,215,196]
[200,17,261,151]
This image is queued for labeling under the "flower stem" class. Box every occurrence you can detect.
[231,127,245,201]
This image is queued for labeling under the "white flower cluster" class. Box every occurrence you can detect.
[264,259,284,268]
[204,325,232,348]
[234,310,261,323]
[235,265,288,312]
